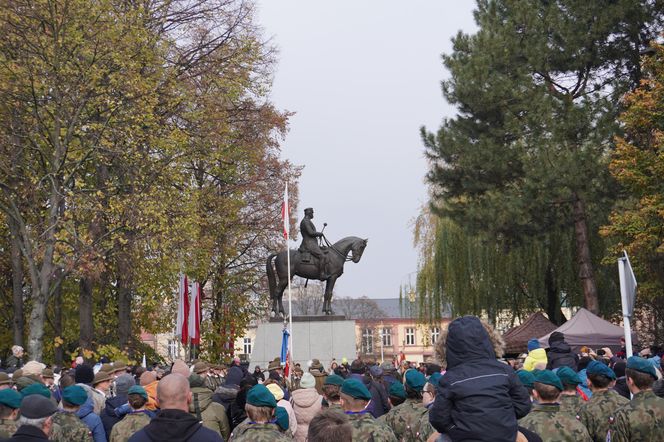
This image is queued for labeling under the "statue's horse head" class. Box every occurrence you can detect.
[350,237,368,263]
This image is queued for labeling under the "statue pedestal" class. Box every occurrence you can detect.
[251,316,356,370]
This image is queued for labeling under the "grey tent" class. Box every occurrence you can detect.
[538,308,637,352]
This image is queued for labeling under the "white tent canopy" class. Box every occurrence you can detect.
[538,308,637,351]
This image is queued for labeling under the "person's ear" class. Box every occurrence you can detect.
[187,391,193,404]
[532,389,541,402]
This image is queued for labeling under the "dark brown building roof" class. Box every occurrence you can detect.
[503,312,557,354]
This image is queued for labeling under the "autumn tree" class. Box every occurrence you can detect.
[422,0,662,315]
[602,43,664,342]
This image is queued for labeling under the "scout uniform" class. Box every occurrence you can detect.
[0,389,21,438]
[342,378,397,442]
[229,384,291,442]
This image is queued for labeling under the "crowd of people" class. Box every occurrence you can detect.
[0,315,663,441]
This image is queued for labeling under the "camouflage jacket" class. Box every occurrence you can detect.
[559,393,584,417]
[577,389,629,442]
[378,399,427,442]
[0,418,17,439]
[109,412,151,442]
[229,422,291,441]
[347,412,398,442]
[608,390,664,442]
[52,411,93,442]
[415,406,435,442]
[519,403,591,442]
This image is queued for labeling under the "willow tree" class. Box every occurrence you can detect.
[422,0,662,315]
[414,210,619,326]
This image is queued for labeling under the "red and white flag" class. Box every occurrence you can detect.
[176,274,189,345]
[281,184,289,240]
[189,281,201,345]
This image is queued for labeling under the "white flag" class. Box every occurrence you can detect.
[281,184,289,240]
[619,251,637,318]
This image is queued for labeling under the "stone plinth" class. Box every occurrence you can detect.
[251,316,356,370]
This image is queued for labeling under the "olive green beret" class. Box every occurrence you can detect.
[341,378,372,401]
[0,389,22,409]
[247,384,277,408]
[556,366,581,386]
[62,385,88,406]
[324,374,344,386]
[534,369,563,391]
[388,381,406,399]
[627,356,657,379]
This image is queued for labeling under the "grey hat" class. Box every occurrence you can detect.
[20,394,58,419]
[114,374,135,397]
[369,366,383,377]
[379,362,396,372]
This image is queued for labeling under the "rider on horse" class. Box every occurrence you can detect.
[299,207,328,279]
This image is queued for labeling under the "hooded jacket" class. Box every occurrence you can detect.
[291,388,322,442]
[101,395,127,438]
[546,334,578,371]
[523,348,548,371]
[188,376,231,441]
[77,398,108,442]
[127,409,222,442]
[429,316,531,442]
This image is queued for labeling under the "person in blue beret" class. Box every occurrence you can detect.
[577,360,628,441]
[519,370,591,441]
[608,356,664,442]
[229,384,290,442]
[0,389,22,438]
[53,385,96,442]
[340,378,396,441]
[380,370,427,441]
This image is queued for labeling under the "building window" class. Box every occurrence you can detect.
[431,326,440,345]
[405,327,415,346]
[362,328,374,354]
[243,337,252,355]
[381,327,392,347]
[168,340,178,360]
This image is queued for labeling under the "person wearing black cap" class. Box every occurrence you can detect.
[518,370,591,441]
[608,356,664,442]
[577,361,628,442]
[339,378,397,441]
[4,394,58,441]
[545,332,578,371]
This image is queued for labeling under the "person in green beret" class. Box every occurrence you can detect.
[518,370,591,442]
[556,366,585,417]
[0,389,21,438]
[577,361,628,442]
[340,378,397,442]
[385,381,406,408]
[415,374,439,442]
[379,370,427,442]
[608,356,664,442]
[53,385,93,442]
[229,384,291,442]
[109,386,152,442]
[321,374,344,411]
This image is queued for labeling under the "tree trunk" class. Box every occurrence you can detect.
[79,277,94,352]
[53,282,63,366]
[544,264,566,325]
[8,220,24,346]
[572,194,600,315]
[116,254,132,351]
[26,286,47,361]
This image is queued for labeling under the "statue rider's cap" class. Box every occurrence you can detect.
[304,207,313,212]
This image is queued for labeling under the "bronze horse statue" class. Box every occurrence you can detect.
[266,236,368,316]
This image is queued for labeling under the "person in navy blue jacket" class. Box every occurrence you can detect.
[429,316,532,441]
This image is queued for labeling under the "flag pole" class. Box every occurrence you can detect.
[285,184,294,383]
[618,252,634,358]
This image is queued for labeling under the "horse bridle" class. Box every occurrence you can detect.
[321,234,354,262]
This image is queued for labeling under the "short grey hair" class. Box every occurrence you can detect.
[17,415,49,429]
[11,345,23,355]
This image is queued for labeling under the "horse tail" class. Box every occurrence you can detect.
[266,253,278,299]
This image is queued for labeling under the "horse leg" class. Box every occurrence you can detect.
[276,279,288,317]
[324,276,337,315]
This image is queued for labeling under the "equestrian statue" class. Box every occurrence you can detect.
[266,207,367,316]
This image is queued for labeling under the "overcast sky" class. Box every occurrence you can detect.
[256,1,477,298]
